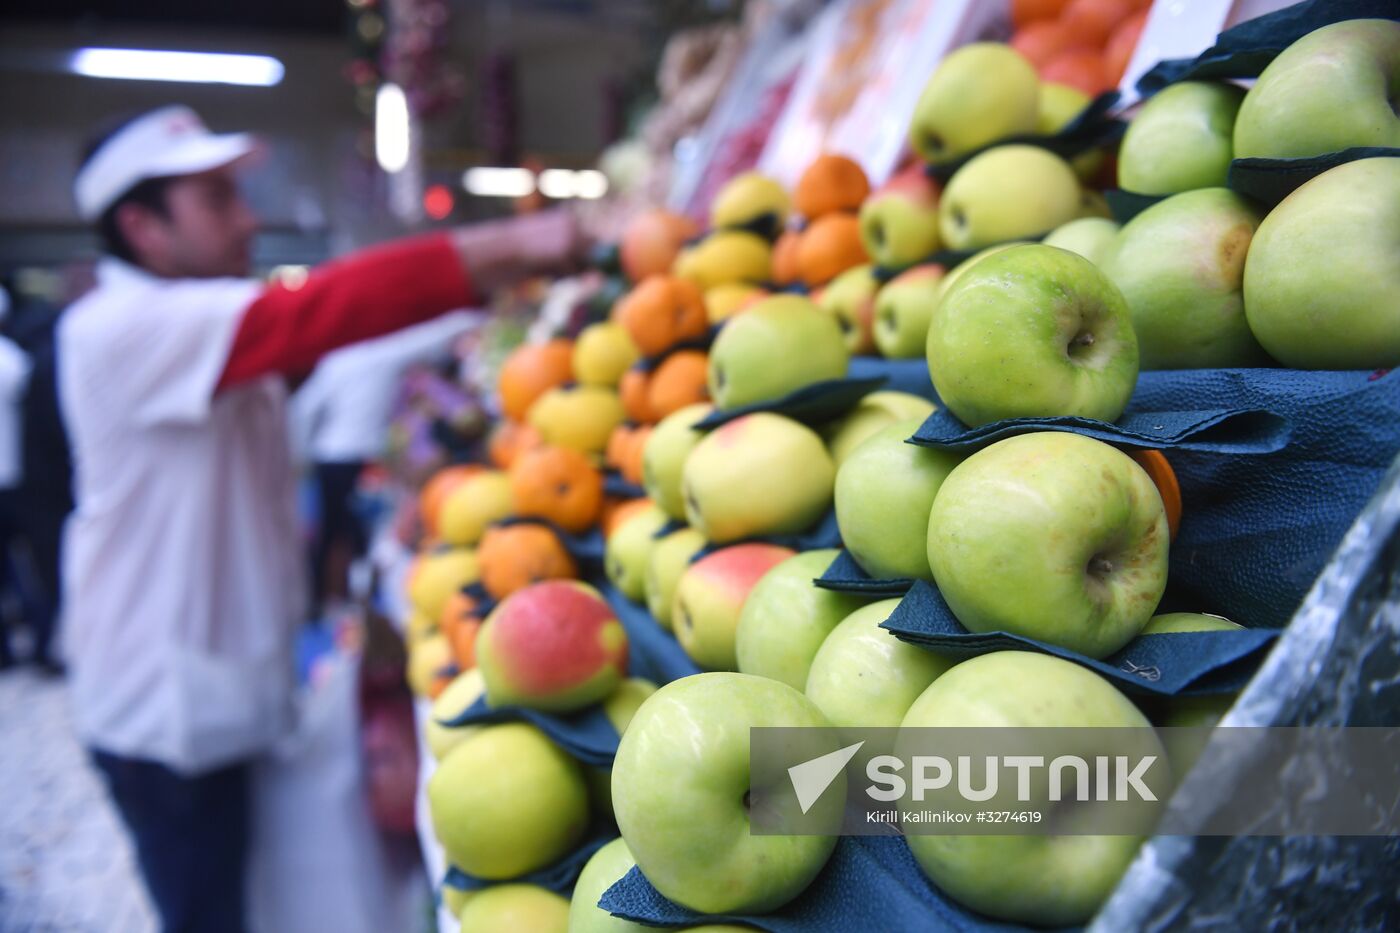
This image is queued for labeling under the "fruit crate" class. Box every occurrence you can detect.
[1094,448,1400,930]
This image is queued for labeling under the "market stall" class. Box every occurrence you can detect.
[384,1,1400,930]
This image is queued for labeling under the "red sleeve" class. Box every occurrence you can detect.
[217,233,474,390]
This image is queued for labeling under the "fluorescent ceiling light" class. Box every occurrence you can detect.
[70,48,284,87]
[463,167,536,198]
[538,168,609,200]
[572,169,609,200]
[376,83,411,174]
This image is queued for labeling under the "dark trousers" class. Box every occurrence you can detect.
[90,750,250,933]
[310,460,367,611]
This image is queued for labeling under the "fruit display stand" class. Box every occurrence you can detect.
[391,2,1400,930]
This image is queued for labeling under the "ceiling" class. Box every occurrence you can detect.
[2,0,672,38]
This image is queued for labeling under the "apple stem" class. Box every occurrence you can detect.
[1089,555,1115,578]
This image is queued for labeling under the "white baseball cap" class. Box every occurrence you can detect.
[74,105,258,220]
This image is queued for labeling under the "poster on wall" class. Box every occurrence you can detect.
[756,0,999,190]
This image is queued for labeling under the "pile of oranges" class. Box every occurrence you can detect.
[1010,0,1151,95]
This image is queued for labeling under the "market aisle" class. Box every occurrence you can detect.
[0,668,156,933]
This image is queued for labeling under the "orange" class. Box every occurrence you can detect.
[438,590,480,644]
[1012,20,1086,70]
[771,229,803,286]
[487,420,543,470]
[1130,449,1182,541]
[1104,9,1148,83]
[509,445,604,534]
[606,424,634,473]
[419,464,484,538]
[796,213,869,289]
[647,350,710,419]
[619,368,656,424]
[1041,48,1110,95]
[605,424,652,484]
[794,154,871,220]
[427,668,457,701]
[1059,0,1136,47]
[620,425,651,485]
[477,524,578,600]
[613,276,709,357]
[1011,0,1071,28]
[448,617,481,670]
[620,209,700,283]
[603,496,655,538]
[498,339,574,422]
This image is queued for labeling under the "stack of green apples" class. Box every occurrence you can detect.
[1058,18,1400,371]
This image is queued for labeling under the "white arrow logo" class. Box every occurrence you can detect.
[788,741,864,814]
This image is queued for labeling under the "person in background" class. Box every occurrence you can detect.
[0,286,34,669]
[290,310,477,617]
[61,105,585,933]
[2,276,73,676]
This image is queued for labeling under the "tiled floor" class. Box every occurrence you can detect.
[0,666,156,933]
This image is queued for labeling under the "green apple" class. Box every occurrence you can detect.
[938,146,1082,251]
[682,413,835,543]
[1242,156,1400,369]
[1142,612,1241,634]
[898,651,1163,926]
[927,432,1168,658]
[1101,188,1268,370]
[1233,19,1400,160]
[568,838,651,933]
[928,243,1138,426]
[933,241,1027,303]
[711,171,790,234]
[425,668,485,761]
[824,390,936,466]
[1141,612,1243,770]
[587,677,660,827]
[873,265,944,359]
[612,672,841,914]
[1038,81,1104,181]
[909,43,1040,165]
[606,503,670,601]
[1077,189,1113,219]
[707,295,849,409]
[805,598,952,727]
[645,527,706,630]
[442,885,473,917]
[816,264,879,355]
[1118,81,1244,194]
[674,543,796,670]
[427,722,589,879]
[457,883,568,932]
[735,548,867,690]
[834,417,960,582]
[859,164,941,268]
[1042,217,1119,266]
[642,403,712,521]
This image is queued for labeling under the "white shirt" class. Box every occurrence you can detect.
[289,311,476,465]
[0,335,31,489]
[59,259,304,774]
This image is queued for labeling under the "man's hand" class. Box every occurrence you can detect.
[452,209,590,297]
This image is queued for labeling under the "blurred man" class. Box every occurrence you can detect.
[62,106,583,933]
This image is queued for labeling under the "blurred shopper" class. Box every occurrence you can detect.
[4,279,73,675]
[290,311,475,615]
[0,287,33,669]
[62,106,583,933]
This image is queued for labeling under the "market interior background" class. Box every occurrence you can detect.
[4,0,1395,931]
